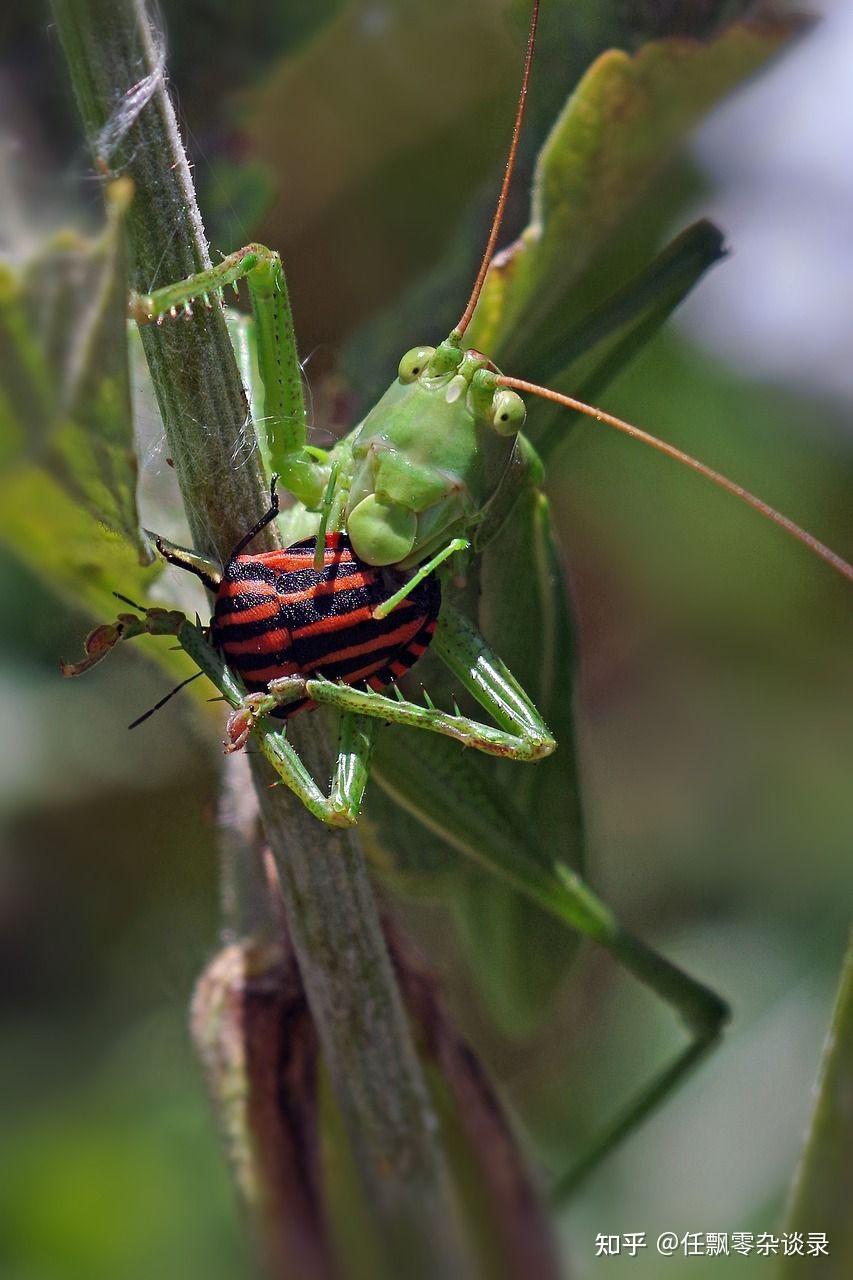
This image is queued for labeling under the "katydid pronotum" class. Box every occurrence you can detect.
[64,0,852,1191]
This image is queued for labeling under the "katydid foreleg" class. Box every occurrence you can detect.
[131,243,331,511]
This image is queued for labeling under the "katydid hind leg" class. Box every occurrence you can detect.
[370,723,728,1191]
[299,607,555,762]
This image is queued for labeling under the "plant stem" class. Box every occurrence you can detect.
[52,3,467,1274]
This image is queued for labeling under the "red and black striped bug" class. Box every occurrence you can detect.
[157,478,441,720]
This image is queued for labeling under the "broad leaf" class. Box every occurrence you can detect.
[466,18,800,379]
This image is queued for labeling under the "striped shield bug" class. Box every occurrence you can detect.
[155,476,441,734]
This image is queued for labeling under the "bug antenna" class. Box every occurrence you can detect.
[113,590,147,612]
[230,474,280,559]
[128,670,204,730]
[453,0,539,339]
[496,375,853,585]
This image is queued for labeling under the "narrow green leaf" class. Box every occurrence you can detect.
[781,933,853,1278]
[534,218,726,457]
[467,19,800,372]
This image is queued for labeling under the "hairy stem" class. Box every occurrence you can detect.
[52,2,467,1274]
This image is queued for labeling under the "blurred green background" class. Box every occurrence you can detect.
[1,1,851,1277]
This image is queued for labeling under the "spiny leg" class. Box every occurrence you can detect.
[432,605,729,1189]
[260,709,377,829]
[431,600,556,750]
[130,244,329,509]
[302,594,729,1184]
[251,597,555,760]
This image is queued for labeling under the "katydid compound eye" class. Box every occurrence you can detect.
[491,388,525,435]
[398,346,435,384]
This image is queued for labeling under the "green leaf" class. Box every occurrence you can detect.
[0,181,145,553]
[466,19,800,375]
[781,932,853,1278]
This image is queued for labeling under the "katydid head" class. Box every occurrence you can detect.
[345,341,525,567]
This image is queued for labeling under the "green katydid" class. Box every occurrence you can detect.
[121,0,850,798]
[64,0,853,1191]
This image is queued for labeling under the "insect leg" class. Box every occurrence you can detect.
[130,244,330,508]
[313,460,342,570]
[180,617,375,826]
[372,538,469,619]
[229,473,281,558]
[299,600,554,761]
[370,723,729,1192]
[240,250,329,510]
[259,712,377,829]
[129,243,278,321]
[328,713,377,825]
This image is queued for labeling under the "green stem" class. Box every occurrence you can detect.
[52,3,467,1275]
